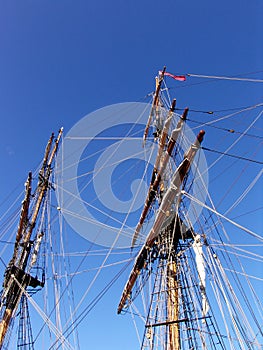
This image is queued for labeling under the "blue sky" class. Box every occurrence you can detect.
[0,1,262,349]
[0,0,262,183]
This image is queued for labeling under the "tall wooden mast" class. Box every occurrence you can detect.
[0,128,63,349]
[117,69,205,347]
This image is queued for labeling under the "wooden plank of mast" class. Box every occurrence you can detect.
[0,128,63,349]
[143,66,166,146]
[131,105,189,247]
[167,260,180,350]
[154,98,177,171]
[117,130,205,314]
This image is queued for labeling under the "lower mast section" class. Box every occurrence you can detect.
[141,220,183,350]
[167,259,179,350]
[134,222,226,350]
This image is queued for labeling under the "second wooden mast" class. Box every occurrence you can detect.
[0,129,63,349]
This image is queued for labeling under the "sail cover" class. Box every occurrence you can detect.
[192,234,209,319]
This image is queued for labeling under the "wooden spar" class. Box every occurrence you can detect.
[143,66,166,146]
[39,132,54,178]
[117,130,205,314]
[12,131,54,264]
[0,128,63,349]
[167,260,180,350]
[22,128,63,247]
[131,106,189,247]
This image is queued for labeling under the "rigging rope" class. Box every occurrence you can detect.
[11,275,74,350]
[202,109,263,180]
[187,73,263,83]
[202,147,263,165]
[182,191,263,242]
[224,169,263,215]
[188,118,263,140]
[49,259,132,350]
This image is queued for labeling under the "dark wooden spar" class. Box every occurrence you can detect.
[132,104,189,247]
[0,129,63,349]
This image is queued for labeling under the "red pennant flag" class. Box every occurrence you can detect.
[159,71,186,81]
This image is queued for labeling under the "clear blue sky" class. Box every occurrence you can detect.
[0,1,262,349]
[0,0,262,187]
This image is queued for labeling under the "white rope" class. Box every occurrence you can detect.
[57,127,146,175]
[55,103,155,250]
[66,137,144,140]
[130,303,143,346]
[187,73,263,83]
[58,209,80,350]
[210,240,263,263]
[58,193,133,235]
[55,257,133,278]
[182,191,263,242]
[66,148,149,182]
[223,267,263,282]
[210,236,263,337]
[204,109,263,175]
[52,249,132,257]
[224,168,263,216]
[213,250,260,348]
[66,119,154,324]
[47,193,65,350]
[206,248,238,349]
[11,275,74,350]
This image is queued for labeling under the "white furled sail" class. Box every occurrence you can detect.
[192,234,209,320]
